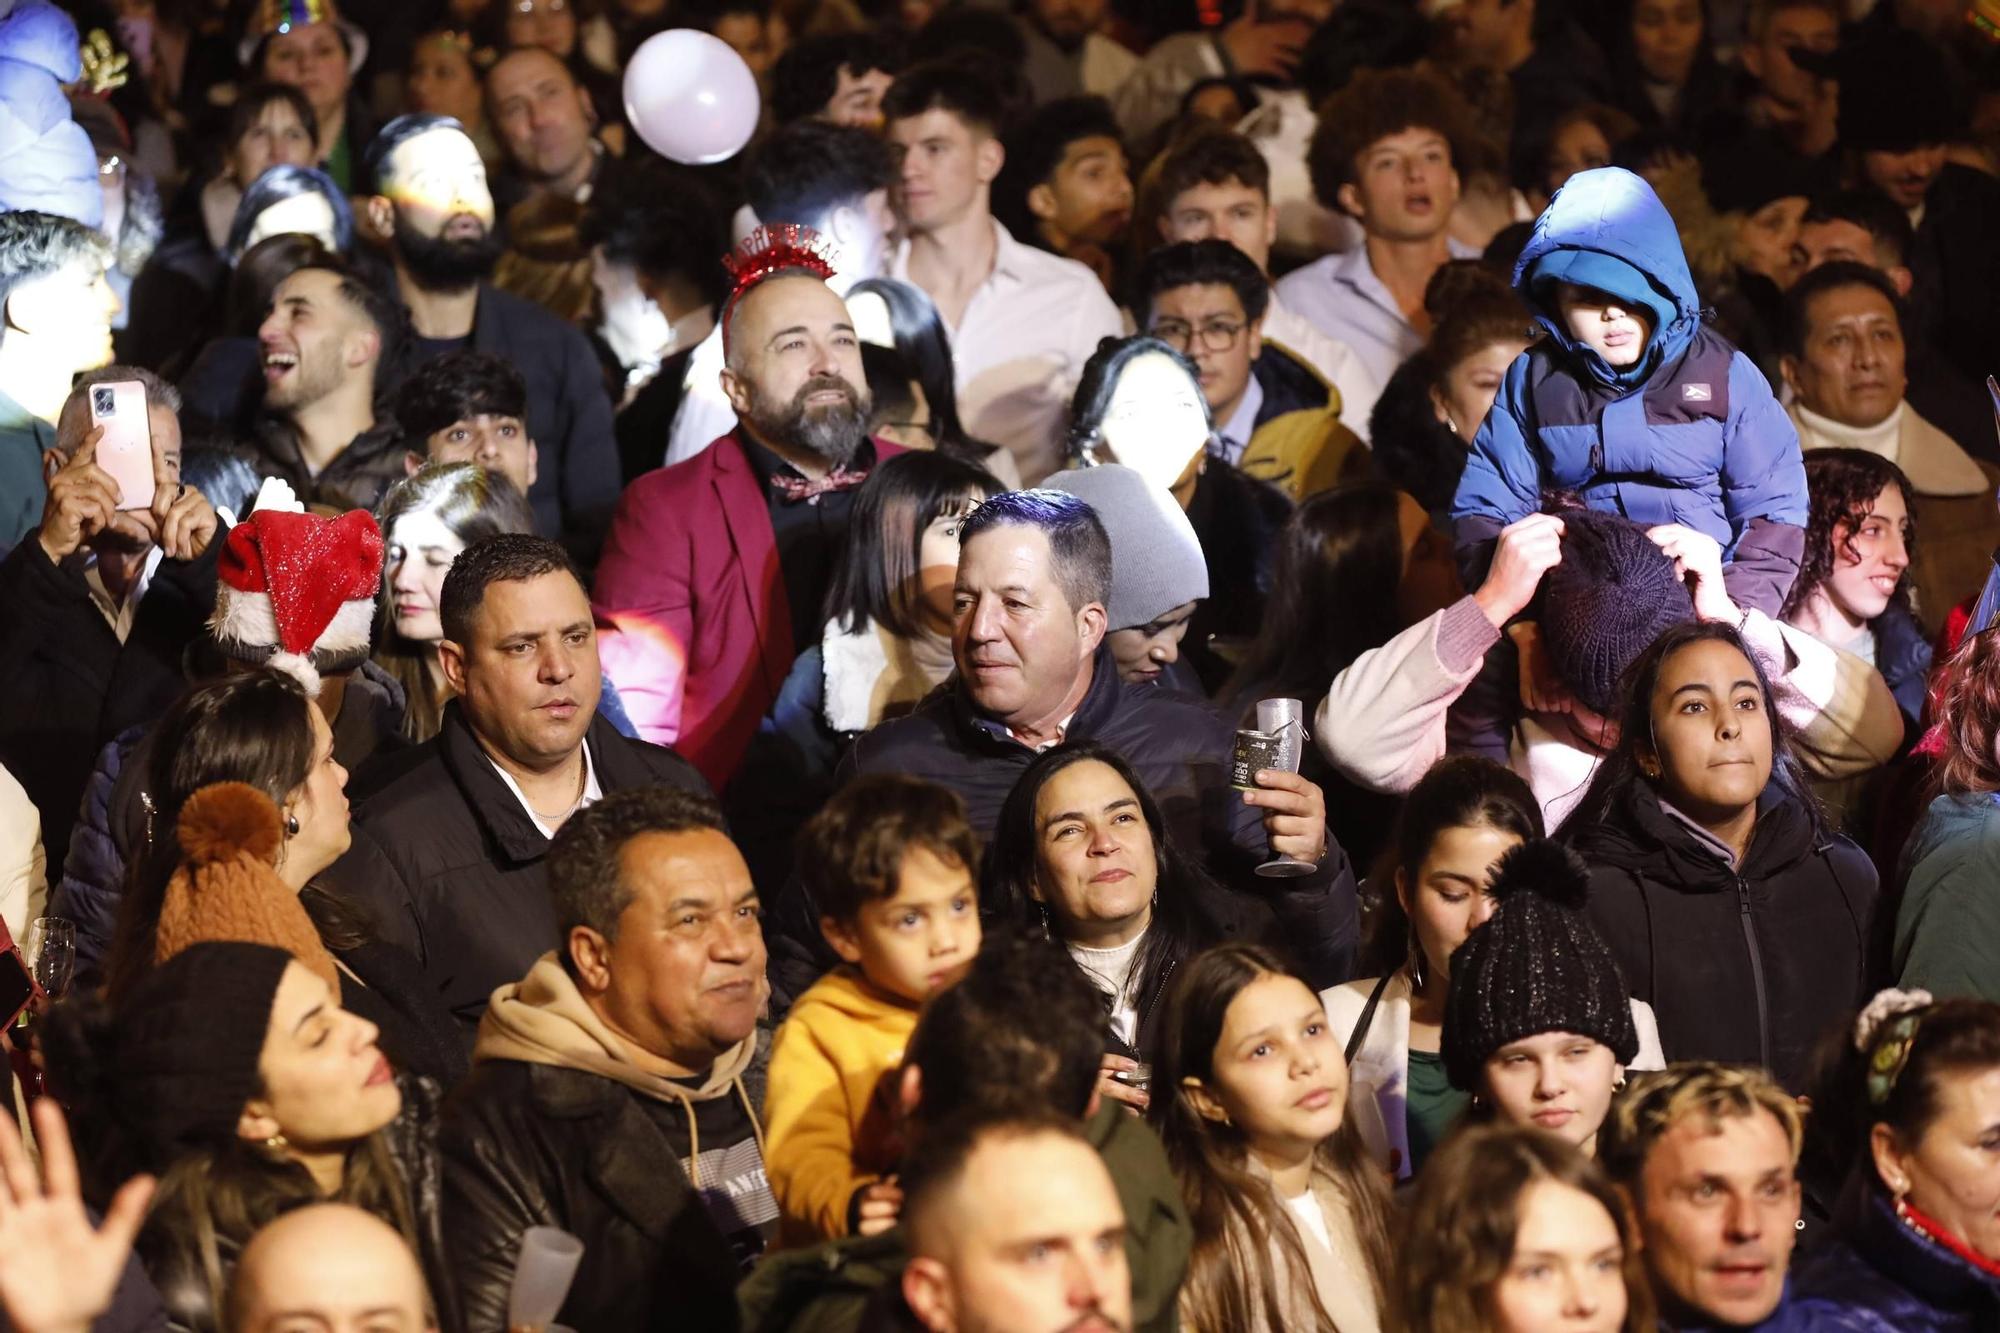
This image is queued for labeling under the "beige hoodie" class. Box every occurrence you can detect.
[474,952,765,1187]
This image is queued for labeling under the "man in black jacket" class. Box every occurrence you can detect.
[363,113,619,567]
[441,785,772,1333]
[0,366,220,881]
[349,534,708,1031]
[768,489,1356,1007]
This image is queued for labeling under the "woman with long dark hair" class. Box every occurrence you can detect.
[101,671,462,1085]
[1151,941,1396,1332]
[1560,620,1877,1089]
[846,277,1017,484]
[44,941,452,1333]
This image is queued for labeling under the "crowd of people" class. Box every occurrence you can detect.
[4,0,2000,1329]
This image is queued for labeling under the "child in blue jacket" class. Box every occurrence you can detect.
[1450,166,1807,617]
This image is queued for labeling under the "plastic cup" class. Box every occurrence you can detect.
[506,1226,585,1333]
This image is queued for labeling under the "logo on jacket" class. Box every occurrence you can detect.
[1682,384,1712,402]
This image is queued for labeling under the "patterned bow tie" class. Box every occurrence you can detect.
[770,465,868,504]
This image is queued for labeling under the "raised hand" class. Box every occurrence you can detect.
[1474,512,1566,628]
[0,1099,155,1333]
[1242,768,1328,865]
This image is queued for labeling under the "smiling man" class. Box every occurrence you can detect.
[351,533,708,1031]
[1277,68,1480,394]
[1599,1064,1813,1332]
[441,784,773,1332]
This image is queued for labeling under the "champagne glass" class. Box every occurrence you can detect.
[1234,699,1316,878]
[24,918,74,1000]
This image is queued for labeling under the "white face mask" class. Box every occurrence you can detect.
[1093,352,1210,493]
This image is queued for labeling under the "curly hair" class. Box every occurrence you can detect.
[1307,67,1471,210]
[1779,448,1917,625]
[1933,627,2000,796]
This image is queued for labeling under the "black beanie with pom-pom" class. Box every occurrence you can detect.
[1441,839,1641,1091]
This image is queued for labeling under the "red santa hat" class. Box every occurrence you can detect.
[207,507,383,696]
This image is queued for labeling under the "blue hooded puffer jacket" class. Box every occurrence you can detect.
[1450,167,1808,617]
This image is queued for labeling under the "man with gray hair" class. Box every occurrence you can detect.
[594,247,905,791]
[0,210,121,552]
[765,487,1355,1009]
[0,364,220,877]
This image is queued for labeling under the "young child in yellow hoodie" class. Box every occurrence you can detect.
[764,774,983,1246]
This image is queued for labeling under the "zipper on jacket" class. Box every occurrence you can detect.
[1736,876,1772,1071]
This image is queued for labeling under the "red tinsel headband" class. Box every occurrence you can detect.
[720,224,840,359]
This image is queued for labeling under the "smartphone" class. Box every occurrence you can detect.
[87,379,155,511]
[0,946,34,1031]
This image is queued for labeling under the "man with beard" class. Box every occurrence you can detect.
[363,113,618,568]
[594,235,905,791]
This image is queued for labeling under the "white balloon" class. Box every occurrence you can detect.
[622,29,760,166]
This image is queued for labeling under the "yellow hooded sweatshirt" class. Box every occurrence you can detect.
[764,965,918,1247]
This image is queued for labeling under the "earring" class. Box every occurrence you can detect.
[284,812,300,837]
[264,1131,288,1152]
[1037,901,1051,935]
[1407,928,1427,992]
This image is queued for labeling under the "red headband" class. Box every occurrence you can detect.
[720,224,839,358]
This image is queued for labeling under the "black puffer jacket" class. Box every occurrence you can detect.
[346,703,709,1033]
[767,645,1359,1011]
[1565,782,1878,1090]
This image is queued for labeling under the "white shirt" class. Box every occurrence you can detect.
[1217,375,1264,467]
[892,220,1124,485]
[1282,1188,1334,1254]
[1069,932,1144,1047]
[664,323,734,469]
[82,545,164,643]
[1274,239,1479,396]
[488,741,603,839]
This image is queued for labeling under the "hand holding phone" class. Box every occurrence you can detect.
[86,380,156,512]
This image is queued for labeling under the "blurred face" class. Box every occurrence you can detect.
[441,569,602,769]
[1733,196,1808,288]
[594,828,767,1067]
[385,509,464,644]
[231,1208,430,1333]
[1818,482,1912,627]
[228,99,316,186]
[259,268,372,411]
[1483,1032,1622,1150]
[890,108,1000,233]
[903,1130,1131,1333]
[1160,177,1276,274]
[1631,0,1703,85]
[1339,128,1459,243]
[1637,1109,1801,1327]
[1433,337,1527,442]
[714,11,788,77]
[827,64,895,129]
[953,524,1103,730]
[13,256,120,373]
[1645,638,1775,823]
[1555,282,1651,369]
[1543,118,1613,203]
[1861,144,1947,212]
[1090,352,1209,495]
[915,501,977,624]
[285,703,352,881]
[1107,601,1197,685]
[1148,282,1257,423]
[1396,822,1519,985]
[1033,136,1133,248]
[721,275,870,465]
[247,963,401,1152]
[1194,972,1349,1164]
[1792,219,1897,283]
[504,0,575,57]
[1397,490,1464,625]
[487,50,595,185]
[261,22,351,121]
[1030,0,1108,46]
[1784,282,1908,428]
[244,190,339,254]
[1743,6,1837,112]
[1880,1066,2000,1263]
[380,126,496,244]
[1031,758,1159,938]
[1488,1180,1629,1333]
[824,846,980,1004]
[424,413,537,495]
[407,34,485,125]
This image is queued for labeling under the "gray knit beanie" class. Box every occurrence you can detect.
[1540,508,1693,715]
[1441,839,1641,1092]
[1044,464,1209,630]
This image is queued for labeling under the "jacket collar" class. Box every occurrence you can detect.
[1846,1185,2000,1316]
[435,700,637,863]
[1592,781,1818,889]
[951,642,1125,751]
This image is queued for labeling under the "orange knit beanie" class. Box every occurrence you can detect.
[152,781,341,992]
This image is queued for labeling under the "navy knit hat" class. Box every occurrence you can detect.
[45,941,295,1169]
[1441,840,1640,1091]
[1540,508,1693,716]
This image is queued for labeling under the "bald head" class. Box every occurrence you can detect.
[486,47,595,188]
[228,1204,432,1333]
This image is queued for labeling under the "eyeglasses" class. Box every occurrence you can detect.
[1150,318,1247,354]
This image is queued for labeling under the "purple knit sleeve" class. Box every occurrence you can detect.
[1435,595,1503,675]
